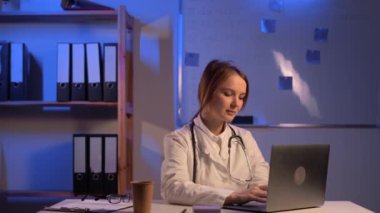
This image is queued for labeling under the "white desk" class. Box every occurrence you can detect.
[39,200,374,213]
[149,201,373,213]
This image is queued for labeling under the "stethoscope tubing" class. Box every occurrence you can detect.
[190,121,251,183]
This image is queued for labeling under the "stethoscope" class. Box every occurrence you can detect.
[190,121,253,184]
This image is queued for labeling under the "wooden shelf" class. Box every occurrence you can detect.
[1,190,74,197]
[0,10,133,29]
[0,101,117,107]
[0,6,133,195]
[0,10,117,22]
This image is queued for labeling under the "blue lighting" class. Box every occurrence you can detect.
[42,106,71,111]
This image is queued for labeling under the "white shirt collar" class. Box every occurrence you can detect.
[193,114,229,138]
[193,114,230,159]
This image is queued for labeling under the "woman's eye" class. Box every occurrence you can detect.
[223,92,232,96]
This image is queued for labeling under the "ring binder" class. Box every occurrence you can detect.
[86,43,102,101]
[57,43,71,102]
[103,44,117,102]
[71,43,86,101]
[10,43,29,100]
[0,42,10,101]
[73,134,88,195]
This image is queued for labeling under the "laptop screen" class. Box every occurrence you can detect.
[224,144,330,212]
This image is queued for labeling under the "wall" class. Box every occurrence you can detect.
[181,0,380,126]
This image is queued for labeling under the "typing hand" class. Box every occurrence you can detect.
[247,184,268,203]
[224,184,268,205]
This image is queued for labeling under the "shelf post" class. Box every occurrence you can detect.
[117,5,128,195]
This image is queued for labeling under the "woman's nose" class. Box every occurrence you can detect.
[231,97,238,107]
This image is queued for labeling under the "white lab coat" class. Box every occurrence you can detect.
[161,115,269,206]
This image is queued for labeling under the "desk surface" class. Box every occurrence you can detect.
[39,200,374,213]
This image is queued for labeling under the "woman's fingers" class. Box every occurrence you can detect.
[259,184,268,191]
[249,184,268,201]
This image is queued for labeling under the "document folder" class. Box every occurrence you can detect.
[0,42,10,101]
[10,43,29,100]
[86,43,102,101]
[71,43,86,101]
[73,134,88,195]
[104,134,118,194]
[57,43,71,102]
[88,135,104,195]
[103,44,117,102]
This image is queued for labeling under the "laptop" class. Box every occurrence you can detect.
[224,144,330,212]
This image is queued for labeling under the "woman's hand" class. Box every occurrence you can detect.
[224,184,268,205]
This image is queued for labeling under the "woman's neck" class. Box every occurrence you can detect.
[200,112,225,135]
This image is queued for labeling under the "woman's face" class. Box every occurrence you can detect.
[207,73,247,123]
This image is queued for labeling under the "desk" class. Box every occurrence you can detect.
[39,200,374,213]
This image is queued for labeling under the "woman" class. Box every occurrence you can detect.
[161,59,269,206]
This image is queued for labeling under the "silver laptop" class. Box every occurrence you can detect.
[224,144,330,212]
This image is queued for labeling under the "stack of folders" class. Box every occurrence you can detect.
[57,43,118,102]
[73,134,118,196]
[0,42,30,101]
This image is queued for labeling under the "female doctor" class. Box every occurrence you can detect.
[161,59,269,206]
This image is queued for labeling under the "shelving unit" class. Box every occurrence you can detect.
[0,6,133,195]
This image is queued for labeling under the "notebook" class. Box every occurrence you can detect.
[224,144,330,212]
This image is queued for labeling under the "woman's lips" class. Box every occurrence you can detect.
[226,110,236,116]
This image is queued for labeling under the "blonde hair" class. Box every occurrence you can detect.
[197,59,249,115]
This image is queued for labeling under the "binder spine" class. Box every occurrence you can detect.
[86,43,102,101]
[57,43,71,102]
[71,43,86,101]
[88,135,104,195]
[73,134,89,195]
[103,43,117,102]
[0,42,10,101]
[10,43,29,100]
[103,134,118,194]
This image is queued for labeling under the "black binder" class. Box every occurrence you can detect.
[71,43,86,101]
[61,0,113,10]
[103,44,117,102]
[88,135,104,195]
[86,43,102,101]
[232,115,254,125]
[10,43,29,100]
[0,42,10,101]
[103,134,118,194]
[57,43,71,102]
[73,134,88,195]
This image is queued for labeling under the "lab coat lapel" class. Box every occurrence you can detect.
[193,115,229,167]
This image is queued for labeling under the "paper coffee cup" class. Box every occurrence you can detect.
[131,181,154,213]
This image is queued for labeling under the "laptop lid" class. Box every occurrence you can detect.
[266,144,330,212]
[224,144,330,212]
